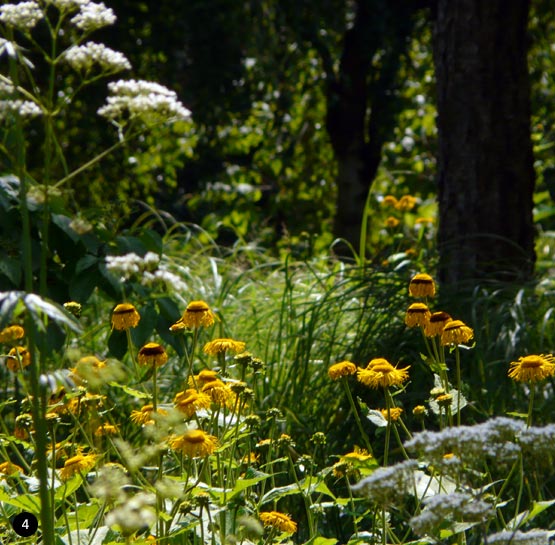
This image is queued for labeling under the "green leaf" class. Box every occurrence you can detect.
[0,490,41,515]
[54,474,84,502]
[109,382,151,399]
[509,499,555,528]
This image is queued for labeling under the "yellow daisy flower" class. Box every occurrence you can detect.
[169,429,218,457]
[0,325,25,344]
[357,358,410,389]
[409,273,436,297]
[328,360,357,380]
[180,301,216,328]
[130,404,168,425]
[138,342,168,367]
[94,423,119,437]
[174,389,212,417]
[396,194,417,211]
[441,319,474,345]
[380,407,404,421]
[111,303,140,330]
[508,354,555,383]
[381,195,398,208]
[0,461,24,475]
[424,311,451,337]
[6,346,31,371]
[201,379,235,407]
[405,303,431,328]
[341,446,373,462]
[60,453,97,480]
[259,511,297,534]
[203,338,246,356]
[385,216,400,228]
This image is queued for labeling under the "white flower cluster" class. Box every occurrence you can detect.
[409,492,494,536]
[106,251,160,280]
[0,80,16,96]
[351,460,418,506]
[486,529,553,544]
[0,99,42,119]
[405,417,525,463]
[63,42,131,74]
[69,1,116,31]
[45,0,88,11]
[97,79,191,123]
[519,423,555,457]
[0,2,43,31]
[105,492,156,534]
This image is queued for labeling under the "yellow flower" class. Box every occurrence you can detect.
[174,389,212,417]
[6,346,31,371]
[409,273,436,297]
[138,342,168,367]
[405,303,431,328]
[341,445,373,462]
[189,369,219,388]
[0,325,25,344]
[201,380,235,407]
[180,301,216,328]
[424,311,452,337]
[95,424,119,437]
[508,354,555,383]
[259,511,297,534]
[381,195,398,208]
[130,404,168,425]
[412,405,427,417]
[63,301,82,317]
[441,319,474,346]
[71,356,107,385]
[111,303,140,330]
[396,195,417,211]
[385,216,400,228]
[357,358,410,389]
[169,429,218,457]
[60,453,97,480]
[0,461,24,475]
[328,360,357,380]
[203,338,246,356]
[380,407,404,421]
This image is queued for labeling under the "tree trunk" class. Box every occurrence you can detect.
[434,0,536,285]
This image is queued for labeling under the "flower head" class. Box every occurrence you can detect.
[63,42,131,73]
[138,343,168,367]
[380,407,404,422]
[508,354,555,383]
[95,423,119,436]
[381,195,398,208]
[111,303,140,330]
[174,389,211,417]
[357,358,410,389]
[130,404,167,425]
[328,360,357,380]
[396,195,417,211]
[169,429,217,457]
[259,511,297,534]
[385,216,400,228]
[0,325,25,344]
[203,338,246,356]
[424,311,451,337]
[6,346,31,371]
[405,303,431,328]
[60,453,98,480]
[0,461,24,475]
[441,319,474,345]
[0,2,43,31]
[179,301,216,329]
[409,273,436,297]
[69,1,116,31]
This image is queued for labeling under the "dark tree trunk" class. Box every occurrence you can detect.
[433,0,536,285]
[324,0,416,255]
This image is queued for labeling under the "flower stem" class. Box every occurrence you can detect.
[527,383,535,428]
[342,379,373,455]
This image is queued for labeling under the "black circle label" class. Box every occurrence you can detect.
[12,512,39,537]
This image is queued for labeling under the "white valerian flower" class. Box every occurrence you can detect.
[70,1,116,31]
[405,417,525,464]
[0,80,16,96]
[63,42,131,73]
[97,79,191,123]
[486,529,554,544]
[105,492,156,535]
[45,0,88,12]
[409,492,494,536]
[0,2,43,31]
[0,99,42,119]
[351,460,418,506]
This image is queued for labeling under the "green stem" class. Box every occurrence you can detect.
[455,346,462,426]
[342,379,373,455]
[527,383,535,428]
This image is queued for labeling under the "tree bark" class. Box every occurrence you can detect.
[434,0,536,285]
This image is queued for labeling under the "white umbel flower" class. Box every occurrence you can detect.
[63,42,131,73]
[70,1,116,31]
[0,2,43,31]
[98,79,191,123]
[486,529,553,545]
[45,0,88,12]
[0,99,42,119]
